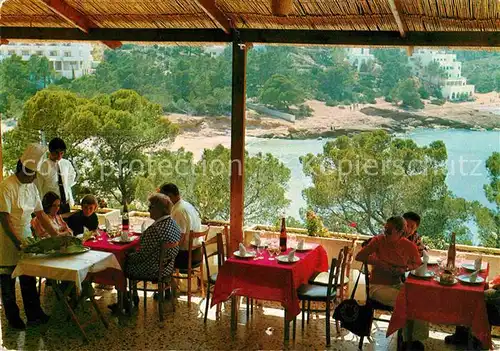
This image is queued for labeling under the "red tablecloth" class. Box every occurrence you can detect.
[83,231,140,291]
[211,245,329,320]
[387,262,491,349]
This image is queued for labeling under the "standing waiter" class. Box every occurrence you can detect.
[36,137,76,215]
[0,143,59,329]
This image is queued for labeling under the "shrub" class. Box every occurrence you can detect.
[325,99,339,107]
[430,98,446,106]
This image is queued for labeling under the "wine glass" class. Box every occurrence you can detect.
[288,234,297,249]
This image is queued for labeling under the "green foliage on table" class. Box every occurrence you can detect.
[474,152,500,248]
[22,236,84,254]
[300,130,475,244]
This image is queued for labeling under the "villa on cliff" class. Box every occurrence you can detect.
[410,49,475,101]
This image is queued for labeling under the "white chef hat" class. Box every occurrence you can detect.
[19,143,46,172]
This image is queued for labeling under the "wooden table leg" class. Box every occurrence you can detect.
[231,295,237,336]
[284,309,290,342]
[53,283,89,343]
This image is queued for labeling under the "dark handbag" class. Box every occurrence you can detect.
[333,264,374,337]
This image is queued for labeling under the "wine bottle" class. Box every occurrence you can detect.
[446,232,456,270]
[122,201,129,233]
[280,217,287,252]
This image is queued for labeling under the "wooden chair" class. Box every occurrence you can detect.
[358,263,403,350]
[293,255,341,346]
[202,232,225,323]
[128,241,179,321]
[172,227,209,307]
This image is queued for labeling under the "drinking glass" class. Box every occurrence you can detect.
[288,234,297,249]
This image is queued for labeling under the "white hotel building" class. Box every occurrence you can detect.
[410,49,475,101]
[0,42,94,79]
[346,48,375,71]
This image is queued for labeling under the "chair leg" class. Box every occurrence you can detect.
[307,301,311,324]
[326,300,331,347]
[158,282,164,322]
[396,329,403,351]
[187,269,192,307]
[170,278,176,313]
[143,281,147,311]
[358,336,364,350]
[251,298,254,315]
[204,282,211,324]
[301,300,306,330]
[38,277,42,296]
[199,264,205,297]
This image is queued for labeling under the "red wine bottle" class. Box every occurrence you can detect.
[280,217,287,252]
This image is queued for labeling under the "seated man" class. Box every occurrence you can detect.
[356,216,427,350]
[445,274,500,348]
[403,212,426,256]
[159,183,202,270]
[125,193,181,292]
[66,195,99,235]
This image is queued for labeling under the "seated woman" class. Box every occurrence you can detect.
[356,216,427,350]
[66,194,99,235]
[125,194,181,301]
[31,191,72,238]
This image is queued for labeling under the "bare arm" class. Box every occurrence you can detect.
[34,211,59,237]
[0,212,22,250]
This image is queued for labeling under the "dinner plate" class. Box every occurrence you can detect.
[435,276,458,286]
[461,263,485,272]
[457,274,484,285]
[295,245,313,252]
[410,270,435,279]
[250,241,268,248]
[110,236,138,244]
[233,250,256,259]
[277,255,300,263]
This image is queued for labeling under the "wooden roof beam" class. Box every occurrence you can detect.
[194,0,232,34]
[388,0,407,38]
[39,0,122,49]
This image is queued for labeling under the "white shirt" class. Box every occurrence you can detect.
[171,199,202,251]
[0,175,43,266]
[36,158,76,206]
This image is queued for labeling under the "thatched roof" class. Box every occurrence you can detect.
[1,0,500,46]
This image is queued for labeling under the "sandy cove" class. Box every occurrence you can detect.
[168,93,500,159]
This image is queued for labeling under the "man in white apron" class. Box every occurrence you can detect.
[0,144,59,329]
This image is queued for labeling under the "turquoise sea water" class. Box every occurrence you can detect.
[246,129,500,242]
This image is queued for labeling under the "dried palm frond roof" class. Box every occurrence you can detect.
[1,0,500,46]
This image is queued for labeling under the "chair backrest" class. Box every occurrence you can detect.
[222,225,230,260]
[202,232,224,279]
[327,252,342,298]
[187,227,210,271]
[158,241,179,281]
[337,246,349,300]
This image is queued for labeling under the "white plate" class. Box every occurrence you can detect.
[277,255,300,263]
[461,263,485,272]
[296,245,313,252]
[410,270,435,279]
[110,236,137,244]
[233,250,256,258]
[250,241,268,248]
[457,274,484,284]
[435,276,458,286]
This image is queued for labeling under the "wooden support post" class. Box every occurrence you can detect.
[0,113,3,182]
[229,42,247,256]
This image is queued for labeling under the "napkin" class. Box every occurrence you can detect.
[141,220,148,234]
[474,257,482,270]
[253,233,261,246]
[288,249,296,262]
[415,263,427,276]
[297,239,305,250]
[470,269,480,283]
[239,243,247,256]
[422,250,429,264]
[105,218,112,232]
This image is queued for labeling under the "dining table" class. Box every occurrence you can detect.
[387,260,491,349]
[212,244,329,341]
[12,250,121,342]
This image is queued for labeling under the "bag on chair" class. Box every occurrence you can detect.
[333,264,374,337]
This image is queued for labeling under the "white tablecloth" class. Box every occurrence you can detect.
[12,250,121,292]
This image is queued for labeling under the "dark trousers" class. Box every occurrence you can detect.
[0,274,44,322]
[174,248,202,270]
